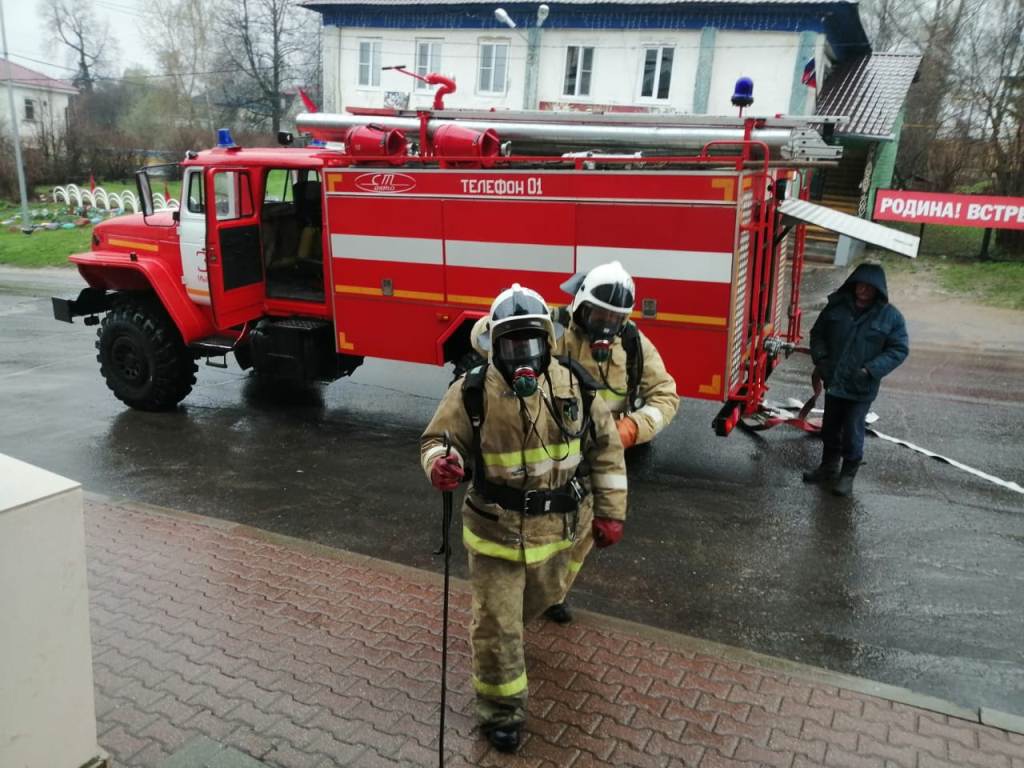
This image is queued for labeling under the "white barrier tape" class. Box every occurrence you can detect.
[778,398,1024,496]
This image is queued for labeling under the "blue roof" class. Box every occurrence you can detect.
[302,1,870,61]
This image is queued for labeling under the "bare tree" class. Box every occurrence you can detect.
[960,0,1024,251]
[40,0,117,93]
[142,0,217,136]
[213,0,317,135]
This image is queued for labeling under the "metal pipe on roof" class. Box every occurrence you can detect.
[296,111,806,158]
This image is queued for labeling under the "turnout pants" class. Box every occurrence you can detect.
[467,503,593,730]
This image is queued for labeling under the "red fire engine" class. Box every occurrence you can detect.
[52,78,917,435]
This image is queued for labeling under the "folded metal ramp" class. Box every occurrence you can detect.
[779,198,920,258]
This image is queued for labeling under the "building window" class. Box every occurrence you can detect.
[478,40,509,94]
[563,46,594,97]
[358,40,382,87]
[640,46,674,99]
[24,98,35,121]
[416,40,442,90]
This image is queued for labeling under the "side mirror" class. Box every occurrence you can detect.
[172,209,180,222]
[135,170,155,218]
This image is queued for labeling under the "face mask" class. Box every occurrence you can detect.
[590,338,612,363]
[497,334,547,397]
[511,365,539,397]
[582,305,627,346]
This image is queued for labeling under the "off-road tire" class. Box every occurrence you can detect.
[96,296,198,410]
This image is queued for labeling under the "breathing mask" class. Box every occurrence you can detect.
[579,304,628,362]
[496,332,548,397]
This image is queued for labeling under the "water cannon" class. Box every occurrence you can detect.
[383,64,457,109]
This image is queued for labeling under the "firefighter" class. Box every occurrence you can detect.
[803,263,909,496]
[540,261,679,623]
[421,284,627,753]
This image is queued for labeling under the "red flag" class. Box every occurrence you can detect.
[297,87,319,113]
[89,174,96,193]
[801,58,817,89]
[164,181,171,200]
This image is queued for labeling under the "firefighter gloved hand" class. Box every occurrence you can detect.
[430,455,464,491]
[592,518,624,548]
[617,416,639,450]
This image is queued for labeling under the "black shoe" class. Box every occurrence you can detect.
[543,602,573,624]
[803,458,840,484]
[832,460,861,497]
[486,724,522,753]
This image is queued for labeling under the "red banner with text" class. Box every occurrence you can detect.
[873,190,1024,230]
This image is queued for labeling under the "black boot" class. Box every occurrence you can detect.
[832,460,861,497]
[485,723,522,753]
[543,602,573,624]
[803,455,840,484]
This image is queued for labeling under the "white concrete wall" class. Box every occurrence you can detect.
[534,29,703,112]
[0,454,102,768]
[707,31,804,115]
[320,26,823,117]
[0,85,72,146]
[325,26,528,111]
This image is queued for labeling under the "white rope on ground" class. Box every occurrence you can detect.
[781,397,1024,497]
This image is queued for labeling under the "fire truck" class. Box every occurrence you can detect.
[51,78,918,435]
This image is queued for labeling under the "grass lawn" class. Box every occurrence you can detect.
[1,178,182,268]
[0,226,92,267]
[875,248,1024,311]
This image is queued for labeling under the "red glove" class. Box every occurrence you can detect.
[617,416,639,449]
[592,518,623,548]
[430,455,464,491]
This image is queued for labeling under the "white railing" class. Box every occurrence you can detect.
[51,184,180,214]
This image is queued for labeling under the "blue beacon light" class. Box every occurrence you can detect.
[216,128,237,148]
[731,77,754,108]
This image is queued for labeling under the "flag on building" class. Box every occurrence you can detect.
[802,58,817,88]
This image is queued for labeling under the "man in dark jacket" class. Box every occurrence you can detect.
[803,263,909,496]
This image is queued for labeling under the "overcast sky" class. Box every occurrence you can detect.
[2,0,156,81]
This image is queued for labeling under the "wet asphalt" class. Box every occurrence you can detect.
[1,266,1022,715]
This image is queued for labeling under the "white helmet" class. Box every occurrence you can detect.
[477,283,562,394]
[567,261,636,316]
[476,283,562,356]
[563,261,635,343]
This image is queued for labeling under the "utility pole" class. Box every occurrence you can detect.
[495,5,549,110]
[0,0,34,234]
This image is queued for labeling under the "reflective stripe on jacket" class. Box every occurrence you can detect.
[421,360,627,565]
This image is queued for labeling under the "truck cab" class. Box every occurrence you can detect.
[54,142,364,411]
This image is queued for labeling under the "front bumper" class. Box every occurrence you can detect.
[52,288,113,323]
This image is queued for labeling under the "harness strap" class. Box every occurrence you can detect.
[462,361,595,512]
[620,322,644,412]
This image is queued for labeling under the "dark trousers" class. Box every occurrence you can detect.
[821,395,872,463]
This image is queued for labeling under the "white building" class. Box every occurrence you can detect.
[301,0,871,117]
[0,58,77,146]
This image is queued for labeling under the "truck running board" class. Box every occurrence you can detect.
[189,335,240,357]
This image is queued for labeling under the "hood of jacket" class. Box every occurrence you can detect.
[836,263,889,303]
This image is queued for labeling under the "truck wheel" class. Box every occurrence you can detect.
[96,297,198,410]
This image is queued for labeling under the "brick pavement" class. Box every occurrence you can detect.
[85,499,1024,768]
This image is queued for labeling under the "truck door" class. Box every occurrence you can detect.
[179,168,210,305]
[205,167,266,328]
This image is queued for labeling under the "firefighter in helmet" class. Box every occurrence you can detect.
[541,261,679,623]
[421,283,627,753]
